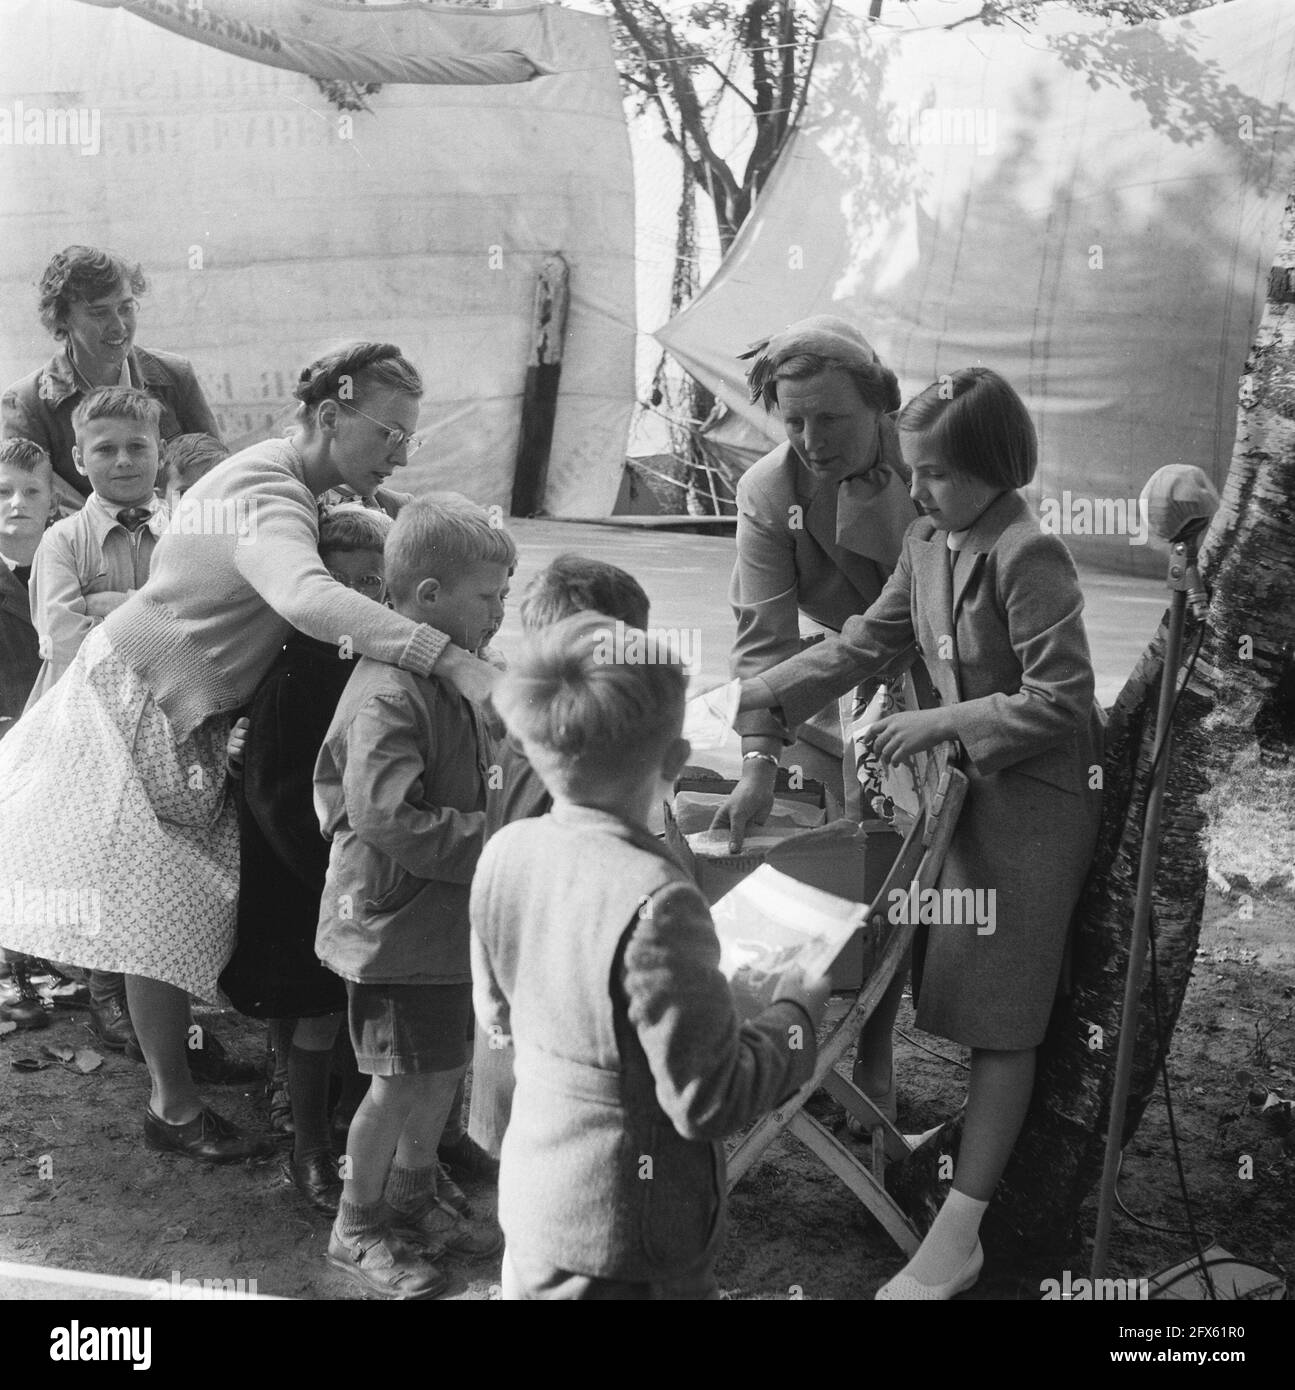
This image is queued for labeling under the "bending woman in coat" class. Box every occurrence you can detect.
[711,316,917,1117]
[739,368,1104,1299]
[0,341,495,1163]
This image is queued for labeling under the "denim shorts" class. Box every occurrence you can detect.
[346,980,472,1076]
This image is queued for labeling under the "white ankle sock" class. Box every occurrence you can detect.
[900,1188,987,1287]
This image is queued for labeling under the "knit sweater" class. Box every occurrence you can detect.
[102,437,448,739]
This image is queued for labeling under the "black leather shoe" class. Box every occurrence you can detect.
[437,1133,500,1182]
[89,996,137,1051]
[186,1031,262,1086]
[143,1107,276,1163]
[286,1150,342,1214]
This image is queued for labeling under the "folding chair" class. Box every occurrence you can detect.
[725,741,969,1255]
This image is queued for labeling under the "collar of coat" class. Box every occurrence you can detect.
[911,489,1030,621]
[36,345,168,408]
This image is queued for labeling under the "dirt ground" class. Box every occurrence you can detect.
[1,886,1289,1302]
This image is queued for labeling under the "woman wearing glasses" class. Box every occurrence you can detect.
[0,341,499,1164]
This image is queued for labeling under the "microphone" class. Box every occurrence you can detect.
[1138,466,1221,621]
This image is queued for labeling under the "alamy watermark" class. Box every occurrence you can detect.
[887,879,996,935]
[148,1270,260,1300]
[1038,492,1149,545]
[0,880,102,937]
[1040,1270,1149,1300]
[0,101,100,156]
[162,492,258,540]
[592,619,702,674]
[885,104,997,157]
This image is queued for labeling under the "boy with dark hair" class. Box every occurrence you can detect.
[465,554,654,1160]
[158,431,229,499]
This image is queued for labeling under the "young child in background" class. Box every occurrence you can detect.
[0,439,58,1030]
[219,506,394,1216]
[157,431,229,500]
[0,438,54,740]
[315,499,513,1299]
[466,554,652,1159]
[739,367,1105,1299]
[25,387,168,1054]
[473,612,830,1300]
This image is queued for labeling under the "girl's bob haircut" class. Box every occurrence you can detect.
[897,366,1037,489]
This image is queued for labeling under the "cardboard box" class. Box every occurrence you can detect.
[665,771,902,992]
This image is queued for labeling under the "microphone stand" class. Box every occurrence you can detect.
[1090,525,1206,1280]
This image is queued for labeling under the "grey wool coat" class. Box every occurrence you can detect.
[471,804,817,1281]
[759,490,1105,1049]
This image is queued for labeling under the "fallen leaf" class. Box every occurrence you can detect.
[0,1021,17,1037]
[73,1049,103,1073]
[10,1058,49,1072]
[40,1044,74,1063]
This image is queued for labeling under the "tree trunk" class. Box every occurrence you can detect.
[887,187,1295,1249]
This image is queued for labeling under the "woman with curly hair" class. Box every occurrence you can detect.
[1,245,220,514]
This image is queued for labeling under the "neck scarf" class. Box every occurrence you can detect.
[741,316,913,569]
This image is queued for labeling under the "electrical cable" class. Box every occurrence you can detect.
[1123,614,1218,1296]
[1111,1150,1215,1243]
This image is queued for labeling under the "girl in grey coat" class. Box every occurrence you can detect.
[741,367,1104,1300]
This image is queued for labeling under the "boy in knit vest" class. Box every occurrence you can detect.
[472,612,830,1300]
[315,499,512,1300]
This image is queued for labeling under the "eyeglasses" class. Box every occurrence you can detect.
[338,401,422,454]
[327,570,386,600]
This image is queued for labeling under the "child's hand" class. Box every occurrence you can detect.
[437,645,503,706]
[773,967,832,1025]
[226,716,250,776]
[84,590,131,619]
[859,709,953,768]
[477,643,508,672]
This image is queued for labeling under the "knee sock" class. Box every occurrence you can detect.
[268,1019,293,1089]
[899,1188,987,1287]
[289,1045,333,1164]
[88,970,127,1008]
[385,1162,439,1217]
[334,1196,386,1245]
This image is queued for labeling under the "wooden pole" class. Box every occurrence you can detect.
[510,253,570,517]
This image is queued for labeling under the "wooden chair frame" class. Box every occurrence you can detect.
[725,747,969,1255]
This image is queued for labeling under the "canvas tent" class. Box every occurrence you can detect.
[657,0,1295,572]
[0,0,635,515]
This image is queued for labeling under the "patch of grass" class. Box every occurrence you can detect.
[1203,741,1295,895]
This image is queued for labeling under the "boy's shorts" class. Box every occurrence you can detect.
[346,980,472,1076]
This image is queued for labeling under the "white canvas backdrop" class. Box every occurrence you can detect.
[657,0,1295,571]
[0,0,636,514]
